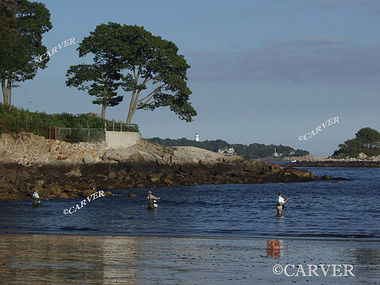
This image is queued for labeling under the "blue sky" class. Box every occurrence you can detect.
[14,0,380,156]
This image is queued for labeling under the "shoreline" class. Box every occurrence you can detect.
[0,160,337,201]
[1,232,379,242]
[284,160,380,168]
[0,134,335,201]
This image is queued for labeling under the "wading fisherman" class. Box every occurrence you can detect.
[147,191,160,210]
[32,189,40,207]
[277,192,289,216]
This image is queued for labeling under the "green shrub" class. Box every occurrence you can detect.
[0,103,139,141]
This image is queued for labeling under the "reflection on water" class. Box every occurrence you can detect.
[266,240,281,258]
[102,236,139,284]
[0,234,140,284]
[353,247,380,280]
[0,234,379,284]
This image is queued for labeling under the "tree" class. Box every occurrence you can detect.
[332,127,380,157]
[355,127,380,144]
[66,23,124,119]
[0,0,52,109]
[66,22,196,125]
[117,24,196,126]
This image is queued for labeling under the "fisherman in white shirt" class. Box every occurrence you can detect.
[277,192,289,216]
[32,189,40,207]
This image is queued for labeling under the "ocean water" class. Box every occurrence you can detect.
[0,167,379,240]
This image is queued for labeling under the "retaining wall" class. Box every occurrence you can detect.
[105,131,141,148]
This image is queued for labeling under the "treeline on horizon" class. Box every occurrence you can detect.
[333,127,380,158]
[147,137,310,159]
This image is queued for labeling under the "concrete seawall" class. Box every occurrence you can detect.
[105,131,141,148]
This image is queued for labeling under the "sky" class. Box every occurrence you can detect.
[12,0,380,157]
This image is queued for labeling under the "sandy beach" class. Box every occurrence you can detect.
[0,234,379,284]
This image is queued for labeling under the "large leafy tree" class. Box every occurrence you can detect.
[0,0,52,108]
[66,23,124,119]
[66,22,196,125]
[117,24,196,126]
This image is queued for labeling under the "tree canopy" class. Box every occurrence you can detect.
[355,127,380,143]
[66,23,125,119]
[333,127,380,158]
[0,0,52,108]
[66,22,196,124]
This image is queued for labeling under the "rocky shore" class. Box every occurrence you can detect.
[0,133,343,201]
[1,159,333,201]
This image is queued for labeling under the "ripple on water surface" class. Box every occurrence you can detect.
[0,167,379,240]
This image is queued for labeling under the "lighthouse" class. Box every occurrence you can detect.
[195,133,200,142]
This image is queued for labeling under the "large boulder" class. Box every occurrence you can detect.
[371,155,380,161]
[65,168,82,177]
[102,148,156,164]
[282,168,317,181]
[358,152,367,160]
[83,154,96,164]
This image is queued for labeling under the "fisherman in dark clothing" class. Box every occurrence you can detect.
[147,191,160,210]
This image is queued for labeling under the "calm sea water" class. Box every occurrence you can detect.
[0,167,379,240]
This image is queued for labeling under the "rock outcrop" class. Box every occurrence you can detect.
[0,133,241,166]
[0,132,105,165]
[102,141,243,166]
[0,133,339,201]
[0,159,322,201]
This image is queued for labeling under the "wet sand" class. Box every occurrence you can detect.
[0,234,379,284]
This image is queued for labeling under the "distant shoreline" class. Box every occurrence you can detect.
[284,160,380,168]
[259,155,380,168]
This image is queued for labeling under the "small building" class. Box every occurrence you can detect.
[195,133,200,142]
[363,142,380,149]
[218,147,236,156]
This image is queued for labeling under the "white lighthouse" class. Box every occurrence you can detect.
[195,133,200,142]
